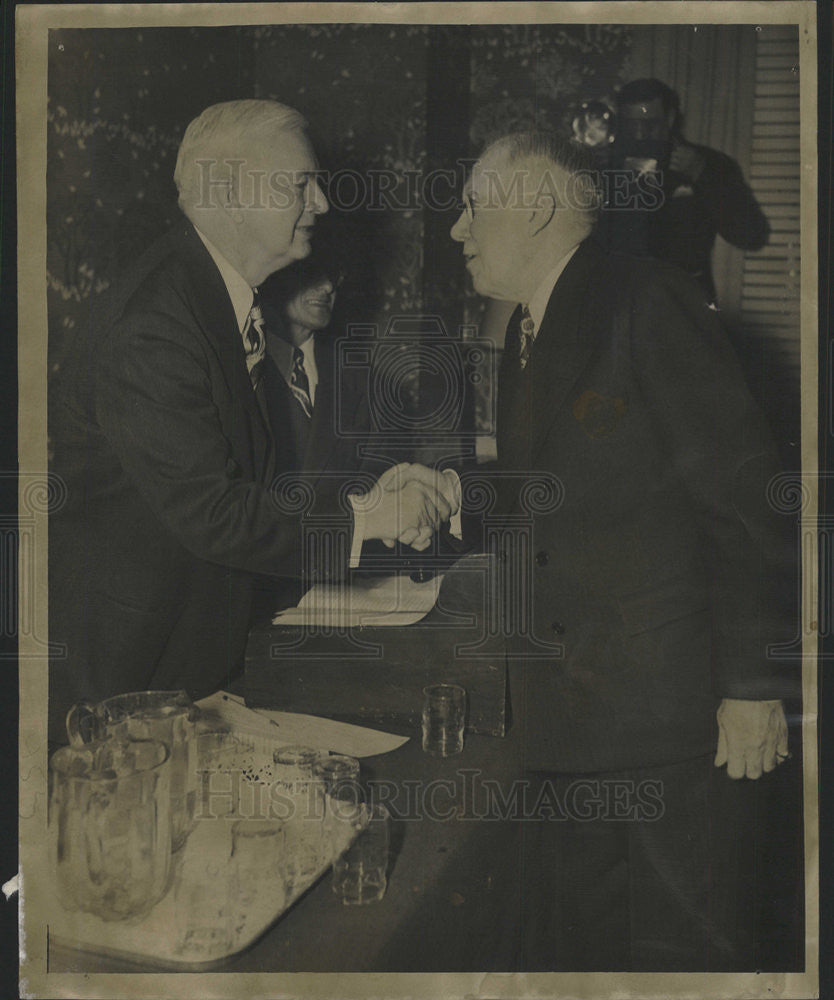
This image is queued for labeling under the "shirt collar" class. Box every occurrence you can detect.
[298,335,316,366]
[194,226,253,333]
[267,328,317,383]
[526,243,581,333]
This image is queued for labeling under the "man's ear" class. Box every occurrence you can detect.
[530,194,556,238]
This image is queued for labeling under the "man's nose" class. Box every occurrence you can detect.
[308,177,328,215]
[450,211,467,242]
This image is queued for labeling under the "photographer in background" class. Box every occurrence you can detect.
[593,78,769,304]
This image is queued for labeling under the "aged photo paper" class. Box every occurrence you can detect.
[17,2,820,998]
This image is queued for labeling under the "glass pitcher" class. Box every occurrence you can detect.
[49,738,172,921]
[66,690,198,851]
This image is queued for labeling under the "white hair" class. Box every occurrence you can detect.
[174,99,308,210]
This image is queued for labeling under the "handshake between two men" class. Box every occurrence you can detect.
[350,462,462,552]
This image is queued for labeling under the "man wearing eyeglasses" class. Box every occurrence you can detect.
[450,131,795,971]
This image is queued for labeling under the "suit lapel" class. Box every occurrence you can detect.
[496,304,526,462]
[527,241,602,467]
[303,336,334,475]
[174,223,273,473]
[302,334,365,483]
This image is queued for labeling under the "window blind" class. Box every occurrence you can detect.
[740,26,801,389]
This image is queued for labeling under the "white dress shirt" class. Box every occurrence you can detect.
[194,228,253,336]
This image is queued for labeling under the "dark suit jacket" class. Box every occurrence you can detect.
[48,219,371,743]
[491,239,795,773]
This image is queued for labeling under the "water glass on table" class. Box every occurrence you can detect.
[229,816,326,909]
[193,730,263,820]
[332,803,390,905]
[272,745,327,879]
[311,754,361,807]
[229,818,287,908]
[272,745,324,819]
[173,852,236,956]
[421,684,467,756]
[311,754,363,853]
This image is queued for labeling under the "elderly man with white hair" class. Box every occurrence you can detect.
[48,100,454,742]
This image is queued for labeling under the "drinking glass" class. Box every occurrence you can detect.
[230,818,287,908]
[311,754,360,800]
[421,684,467,756]
[332,803,390,905]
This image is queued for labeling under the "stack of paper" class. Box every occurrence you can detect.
[272,572,443,628]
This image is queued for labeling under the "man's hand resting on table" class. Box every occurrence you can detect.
[353,463,460,552]
[714,698,789,780]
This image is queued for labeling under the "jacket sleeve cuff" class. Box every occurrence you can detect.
[347,494,366,568]
[441,468,463,539]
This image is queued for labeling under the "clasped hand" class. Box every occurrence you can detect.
[356,462,460,551]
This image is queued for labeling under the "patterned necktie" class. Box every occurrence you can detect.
[243,291,267,389]
[518,306,536,370]
[291,346,314,419]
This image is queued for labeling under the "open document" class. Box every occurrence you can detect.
[272,572,444,628]
[195,691,409,757]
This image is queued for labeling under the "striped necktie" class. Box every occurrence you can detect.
[242,291,267,389]
[518,306,536,370]
[291,346,314,419]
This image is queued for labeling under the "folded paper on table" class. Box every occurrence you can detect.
[195,691,409,758]
[272,572,444,627]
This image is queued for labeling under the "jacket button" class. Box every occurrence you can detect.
[535,550,548,567]
[551,621,565,635]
